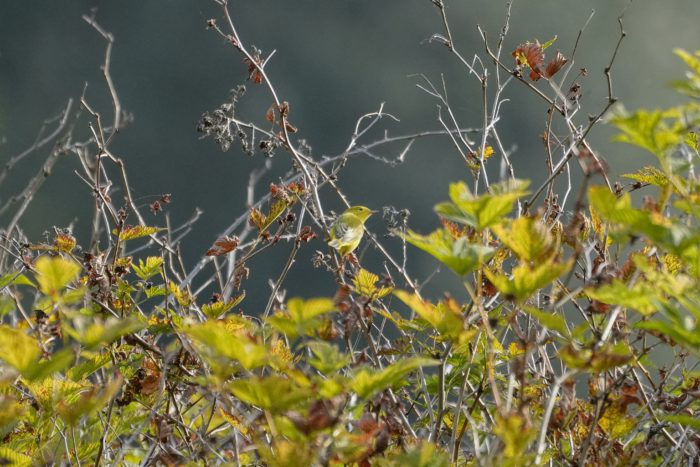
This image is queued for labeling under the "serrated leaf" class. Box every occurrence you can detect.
[22,348,74,381]
[306,341,351,374]
[485,258,573,302]
[402,228,494,276]
[202,292,246,319]
[622,166,670,187]
[0,447,32,467]
[585,279,659,316]
[435,179,530,229]
[636,320,700,354]
[56,376,122,426]
[608,106,683,157]
[67,352,112,381]
[267,297,335,340]
[77,317,147,349]
[132,256,163,281]
[492,216,557,262]
[350,357,438,399]
[559,342,632,372]
[33,256,81,297]
[168,281,193,307]
[394,290,464,340]
[228,376,309,412]
[0,325,40,374]
[184,320,268,370]
[143,283,166,298]
[117,225,164,241]
[352,268,392,299]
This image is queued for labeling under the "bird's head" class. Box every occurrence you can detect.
[345,205,376,222]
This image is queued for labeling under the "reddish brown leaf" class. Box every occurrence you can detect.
[244,57,264,84]
[206,236,240,256]
[298,226,317,243]
[266,104,276,123]
[544,51,568,79]
[513,41,545,80]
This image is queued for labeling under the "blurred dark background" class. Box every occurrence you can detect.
[1,1,698,308]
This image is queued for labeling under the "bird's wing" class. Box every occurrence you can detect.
[329,220,355,247]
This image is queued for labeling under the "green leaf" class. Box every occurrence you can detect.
[492,216,557,262]
[663,414,700,431]
[143,283,166,298]
[485,258,573,302]
[585,279,659,316]
[380,442,451,467]
[559,342,632,372]
[636,320,700,354]
[267,297,335,340]
[0,325,40,374]
[493,412,536,459]
[22,348,74,381]
[670,49,700,98]
[394,290,464,340]
[621,166,670,188]
[684,131,698,152]
[435,179,530,229]
[67,352,112,381]
[541,36,557,50]
[402,228,495,276]
[0,272,34,289]
[117,225,164,241]
[0,447,32,467]
[350,358,438,399]
[228,376,310,412]
[522,307,569,336]
[202,292,246,319]
[352,268,392,300]
[78,317,147,349]
[132,256,163,281]
[608,106,682,157]
[184,320,268,370]
[56,377,122,426]
[33,256,81,297]
[306,341,351,374]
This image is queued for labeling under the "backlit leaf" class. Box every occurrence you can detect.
[402,228,494,276]
[118,225,164,241]
[350,358,438,399]
[34,256,81,297]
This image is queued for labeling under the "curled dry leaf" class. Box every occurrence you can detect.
[544,51,568,79]
[205,235,240,256]
[513,41,545,80]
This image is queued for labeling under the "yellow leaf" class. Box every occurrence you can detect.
[34,256,81,297]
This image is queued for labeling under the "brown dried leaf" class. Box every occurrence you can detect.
[266,104,276,123]
[545,51,568,78]
[206,236,240,256]
[513,41,545,80]
[249,207,267,230]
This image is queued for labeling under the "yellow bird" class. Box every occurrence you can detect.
[328,206,376,256]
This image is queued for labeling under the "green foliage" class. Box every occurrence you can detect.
[1,10,699,465]
[434,179,530,230]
